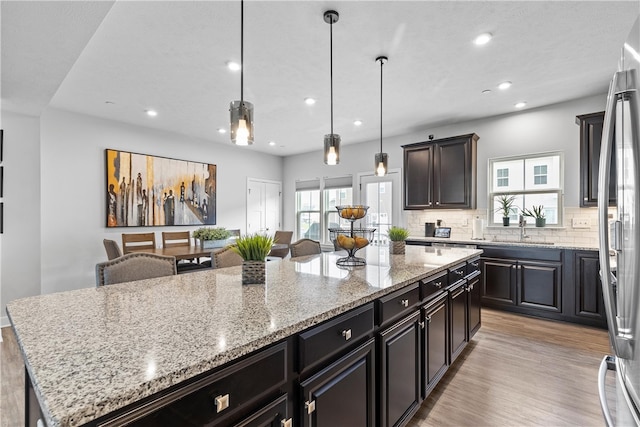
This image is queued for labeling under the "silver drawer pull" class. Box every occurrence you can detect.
[305,400,316,414]
[400,299,409,307]
[426,315,432,324]
[419,321,425,329]
[214,394,230,413]
[454,270,464,276]
[471,262,479,267]
[342,329,352,340]
[281,418,293,427]
[433,281,442,288]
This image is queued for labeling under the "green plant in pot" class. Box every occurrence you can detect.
[522,205,546,227]
[231,233,274,285]
[192,227,232,249]
[496,194,516,226]
[388,226,409,255]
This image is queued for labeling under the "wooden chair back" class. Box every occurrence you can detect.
[290,238,322,258]
[121,232,156,254]
[162,231,191,248]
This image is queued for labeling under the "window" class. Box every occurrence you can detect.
[295,176,352,244]
[489,152,563,226]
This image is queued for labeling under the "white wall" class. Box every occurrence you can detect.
[282,94,607,232]
[0,111,42,327]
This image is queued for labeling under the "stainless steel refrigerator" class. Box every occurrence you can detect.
[598,16,640,427]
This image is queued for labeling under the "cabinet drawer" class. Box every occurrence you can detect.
[466,257,480,277]
[448,263,466,287]
[420,271,448,301]
[298,303,375,373]
[377,283,420,327]
[102,342,288,426]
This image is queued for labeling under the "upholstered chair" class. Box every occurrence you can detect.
[212,246,244,268]
[290,239,322,258]
[267,231,293,258]
[96,252,177,286]
[103,239,123,260]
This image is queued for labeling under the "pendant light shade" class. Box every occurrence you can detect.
[323,10,340,165]
[229,0,254,146]
[375,56,388,177]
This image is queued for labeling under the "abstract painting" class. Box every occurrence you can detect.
[106,149,216,227]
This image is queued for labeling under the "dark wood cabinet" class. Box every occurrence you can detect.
[421,292,449,398]
[379,311,421,427]
[235,394,290,427]
[517,260,562,313]
[402,133,478,210]
[573,251,606,326]
[482,258,517,305]
[466,271,481,339]
[577,111,616,207]
[448,280,468,364]
[300,339,376,427]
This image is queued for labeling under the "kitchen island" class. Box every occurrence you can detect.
[7,245,482,427]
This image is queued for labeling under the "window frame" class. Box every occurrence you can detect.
[488,151,564,227]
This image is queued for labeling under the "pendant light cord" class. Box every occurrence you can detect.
[379,58,383,153]
[240,0,244,104]
[330,17,334,135]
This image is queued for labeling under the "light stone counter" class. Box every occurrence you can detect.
[407,236,600,251]
[7,245,481,427]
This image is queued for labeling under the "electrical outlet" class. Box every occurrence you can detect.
[572,218,590,229]
[462,218,469,226]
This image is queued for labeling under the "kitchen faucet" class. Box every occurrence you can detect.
[519,215,530,241]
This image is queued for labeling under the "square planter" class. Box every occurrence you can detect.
[242,260,266,285]
[199,239,231,249]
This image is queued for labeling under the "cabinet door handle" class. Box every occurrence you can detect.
[400,299,409,307]
[305,400,316,414]
[433,281,442,288]
[435,201,440,205]
[419,321,425,329]
[471,262,479,267]
[342,329,352,341]
[214,394,230,413]
[455,270,464,276]
[426,315,432,324]
[281,419,293,427]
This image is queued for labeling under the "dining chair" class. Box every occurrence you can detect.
[103,239,123,260]
[212,246,244,268]
[268,231,293,258]
[290,238,322,258]
[161,231,203,273]
[96,252,177,286]
[121,232,156,254]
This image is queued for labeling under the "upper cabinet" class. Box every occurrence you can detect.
[402,133,478,210]
[576,112,616,207]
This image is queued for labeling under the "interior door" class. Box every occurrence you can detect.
[247,179,281,235]
[359,170,401,245]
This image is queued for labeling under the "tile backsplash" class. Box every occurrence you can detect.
[405,207,610,248]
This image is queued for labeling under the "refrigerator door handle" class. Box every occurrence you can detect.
[598,355,617,427]
[598,68,638,360]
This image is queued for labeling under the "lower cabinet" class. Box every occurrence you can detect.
[235,394,290,427]
[300,338,376,427]
[573,251,606,326]
[467,271,481,339]
[378,311,421,427]
[482,258,517,305]
[518,260,562,313]
[421,292,449,397]
[449,280,468,364]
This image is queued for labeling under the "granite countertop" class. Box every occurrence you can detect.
[7,245,481,427]
[406,236,600,251]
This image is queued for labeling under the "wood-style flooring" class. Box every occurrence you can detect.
[0,309,611,427]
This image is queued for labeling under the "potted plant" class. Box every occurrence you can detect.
[388,226,410,255]
[192,227,232,249]
[496,194,516,226]
[522,205,546,227]
[231,233,274,285]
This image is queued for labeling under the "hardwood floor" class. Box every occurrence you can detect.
[0,309,611,427]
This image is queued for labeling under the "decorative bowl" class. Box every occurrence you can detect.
[336,205,369,220]
[329,227,376,267]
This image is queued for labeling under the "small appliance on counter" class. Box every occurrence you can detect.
[471,217,485,240]
[425,222,436,237]
[434,227,451,238]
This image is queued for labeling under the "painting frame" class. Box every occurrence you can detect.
[105,149,216,228]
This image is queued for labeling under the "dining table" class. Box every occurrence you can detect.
[129,243,291,261]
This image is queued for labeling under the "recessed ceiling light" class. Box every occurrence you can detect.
[498,81,512,90]
[226,61,241,71]
[217,128,226,134]
[354,120,363,126]
[145,109,158,117]
[269,141,276,146]
[481,89,492,94]
[515,102,527,108]
[304,97,316,105]
[473,32,493,46]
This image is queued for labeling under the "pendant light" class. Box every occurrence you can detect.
[229,0,254,146]
[375,56,388,176]
[323,10,340,165]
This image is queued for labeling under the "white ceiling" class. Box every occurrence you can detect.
[2,1,639,157]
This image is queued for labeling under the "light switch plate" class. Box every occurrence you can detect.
[572,218,590,228]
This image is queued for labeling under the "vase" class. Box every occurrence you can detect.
[390,241,406,255]
[242,260,266,285]
[503,217,510,226]
[535,218,546,227]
